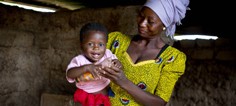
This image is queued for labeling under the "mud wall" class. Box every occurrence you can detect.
[0,4,235,106]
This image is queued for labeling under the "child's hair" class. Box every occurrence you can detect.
[80,22,108,42]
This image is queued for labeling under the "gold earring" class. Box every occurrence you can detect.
[163,27,166,31]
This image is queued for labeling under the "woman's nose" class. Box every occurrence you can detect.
[139,18,147,27]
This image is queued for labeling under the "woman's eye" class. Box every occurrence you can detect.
[148,20,155,24]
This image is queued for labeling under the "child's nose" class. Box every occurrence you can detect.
[93,44,99,50]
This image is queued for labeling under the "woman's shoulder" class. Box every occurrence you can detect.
[108,31,131,40]
[165,46,186,57]
[109,31,124,36]
[107,32,132,53]
[167,46,183,52]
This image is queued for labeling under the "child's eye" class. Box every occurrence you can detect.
[99,43,105,47]
[88,43,94,47]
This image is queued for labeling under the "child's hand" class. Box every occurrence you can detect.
[76,72,94,82]
[75,58,122,82]
[76,65,101,82]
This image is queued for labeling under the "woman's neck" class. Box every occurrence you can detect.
[132,35,166,49]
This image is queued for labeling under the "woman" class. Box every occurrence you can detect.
[99,0,190,105]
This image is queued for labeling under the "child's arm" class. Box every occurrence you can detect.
[67,64,101,81]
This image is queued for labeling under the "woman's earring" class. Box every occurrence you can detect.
[163,27,166,31]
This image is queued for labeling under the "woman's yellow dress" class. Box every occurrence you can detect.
[107,32,186,106]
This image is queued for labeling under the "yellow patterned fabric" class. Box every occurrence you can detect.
[107,32,186,106]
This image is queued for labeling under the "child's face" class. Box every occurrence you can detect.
[81,31,107,63]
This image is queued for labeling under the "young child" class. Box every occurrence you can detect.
[66,22,122,106]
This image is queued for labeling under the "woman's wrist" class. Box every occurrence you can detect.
[120,78,133,90]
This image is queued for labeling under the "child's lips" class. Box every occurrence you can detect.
[91,53,100,58]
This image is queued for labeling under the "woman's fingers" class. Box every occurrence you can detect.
[103,66,126,83]
[93,67,103,79]
[96,66,116,80]
[104,67,118,78]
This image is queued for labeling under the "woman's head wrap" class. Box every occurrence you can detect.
[144,0,190,38]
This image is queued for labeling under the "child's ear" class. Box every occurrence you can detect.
[79,42,82,48]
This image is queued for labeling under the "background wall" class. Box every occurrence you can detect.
[0,4,235,106]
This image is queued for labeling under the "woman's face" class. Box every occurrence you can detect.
[81,31,107,63]
[137,7,165,39]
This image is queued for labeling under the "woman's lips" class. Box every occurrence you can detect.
[138,28,146,34]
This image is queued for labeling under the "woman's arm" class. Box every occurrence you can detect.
[67,57,115,81]
[100,66,167,106]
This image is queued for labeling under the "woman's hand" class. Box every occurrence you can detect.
[99,65,128,87]
[112,59,123,69]
[99,57,113,68]
[98,61,167,106]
